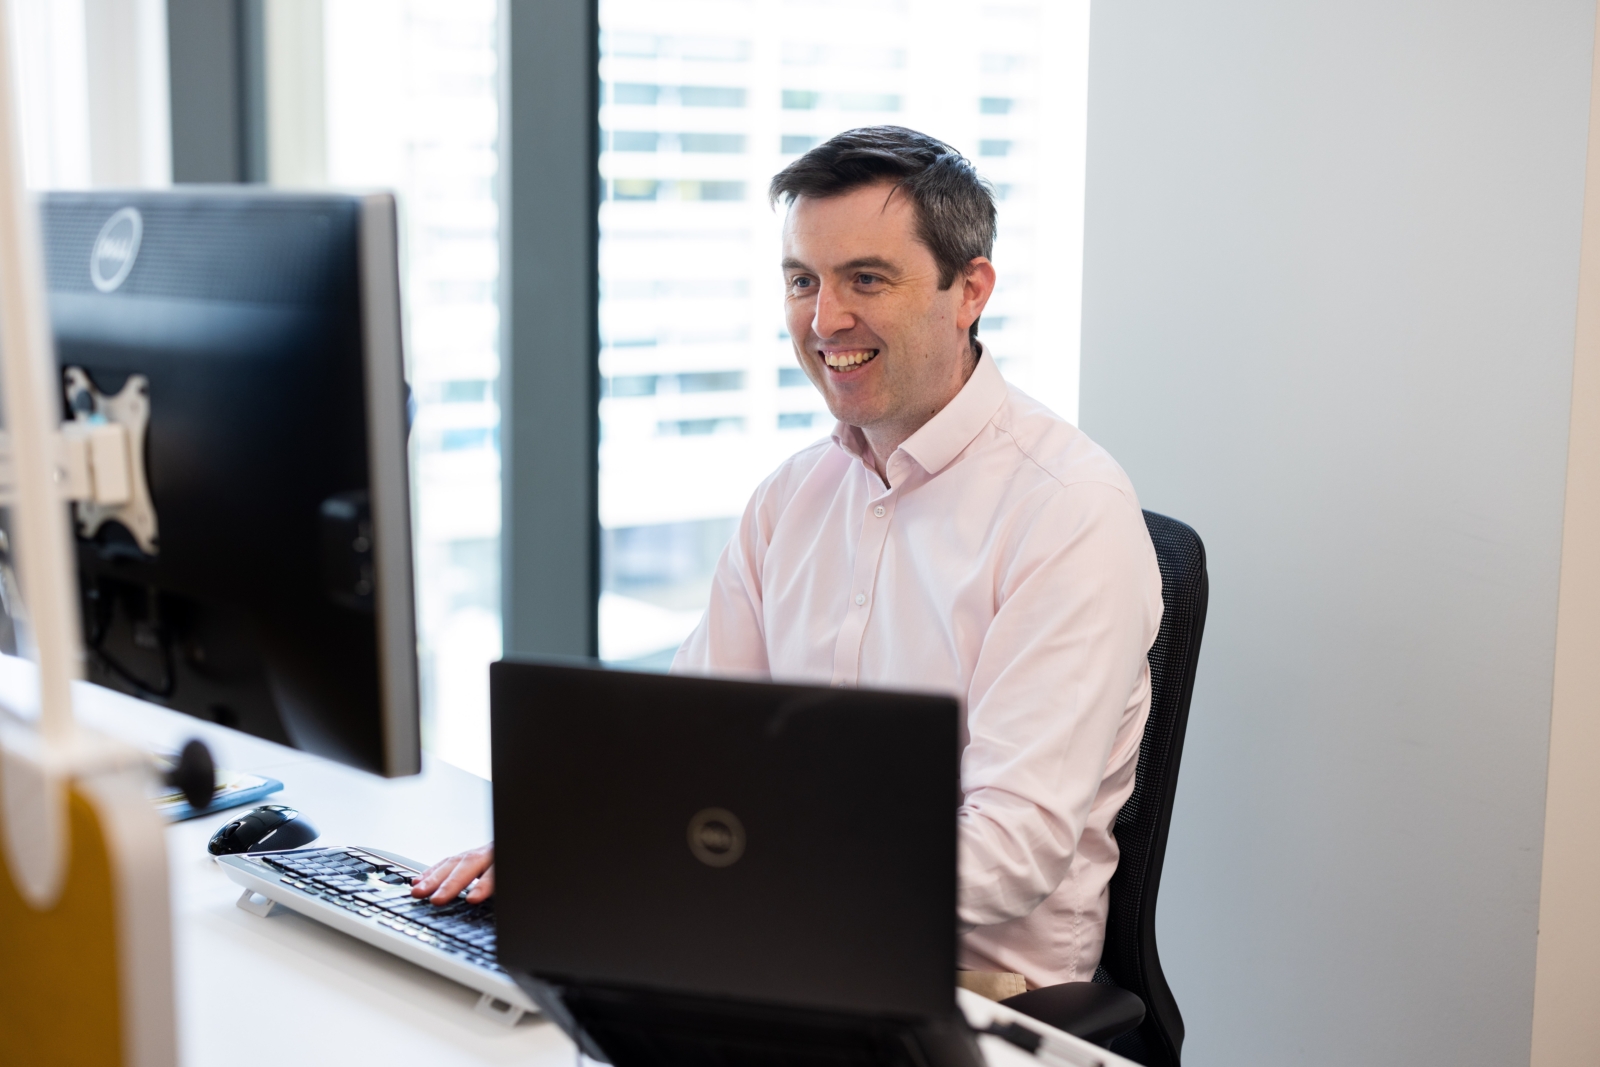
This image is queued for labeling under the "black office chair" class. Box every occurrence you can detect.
[1000,510,1208,1067]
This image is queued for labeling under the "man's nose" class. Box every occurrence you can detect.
[813,282,856,338]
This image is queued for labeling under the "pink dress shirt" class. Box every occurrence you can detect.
[672,352,1163,987]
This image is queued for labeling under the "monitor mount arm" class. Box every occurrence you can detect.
[0,367,158,554]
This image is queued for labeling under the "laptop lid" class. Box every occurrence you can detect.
[489,660,967,1052]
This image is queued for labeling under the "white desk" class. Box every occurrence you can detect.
[5,664,1116,1067]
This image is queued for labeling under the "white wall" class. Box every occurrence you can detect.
[1531,11,1600,1064]
[1078,2,1596,1064]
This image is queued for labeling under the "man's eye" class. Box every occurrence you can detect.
[790,276,814,289]
[856,274,880,285]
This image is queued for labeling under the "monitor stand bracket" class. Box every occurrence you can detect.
[62,368,159,554]
[0,368,160,555]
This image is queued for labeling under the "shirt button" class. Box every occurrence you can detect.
[854,592,867,606]
[873,505,886,517]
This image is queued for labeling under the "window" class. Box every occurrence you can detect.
[782,90,902,112]
[598,0,1091,668]
[612,131,661,151]
[610,131,747,154]
[324,0,502,777]
[659,417,746,436]
[605,32,751,62]
[677,371,746,393]
[605,371,747,396]
[679,86,747,108]
[612,84,748,108]
[604,179,747,202]
[679,132,746,154]
[783,43,906,68]
[429,379,496,403]
[613,82,662,105]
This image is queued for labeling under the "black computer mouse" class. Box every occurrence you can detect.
[207,805,320,856]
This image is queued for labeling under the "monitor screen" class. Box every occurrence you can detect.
[35,190,420,776]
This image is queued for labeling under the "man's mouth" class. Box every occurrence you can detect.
[822,348,878,371]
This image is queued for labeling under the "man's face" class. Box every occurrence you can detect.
[781,183,992,439]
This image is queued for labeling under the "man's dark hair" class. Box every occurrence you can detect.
[769,126,996,343]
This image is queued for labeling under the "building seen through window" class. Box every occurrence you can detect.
[598,0,1090,667]
[323,0,501,777]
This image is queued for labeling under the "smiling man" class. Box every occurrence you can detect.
[681,126,1163,992]
[414,127,1162,993]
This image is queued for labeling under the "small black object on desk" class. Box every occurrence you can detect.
[208,805,320,856]
[164,738,217,811]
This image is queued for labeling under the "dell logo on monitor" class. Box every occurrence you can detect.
[687,807,745,868]
[90,207,143,293]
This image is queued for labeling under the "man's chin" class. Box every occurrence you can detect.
[820,401,888,434]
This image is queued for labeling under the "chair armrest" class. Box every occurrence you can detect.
[1000,982,1145,1047]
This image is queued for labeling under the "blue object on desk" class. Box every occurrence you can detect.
[159,774,283,822]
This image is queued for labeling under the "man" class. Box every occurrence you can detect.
[413,126,1162,993]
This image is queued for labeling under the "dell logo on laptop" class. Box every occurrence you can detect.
[687,807,745,868]
[90,207,143,293]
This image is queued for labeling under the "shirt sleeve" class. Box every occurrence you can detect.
[670,470,781,678]
[956,480,1163,928]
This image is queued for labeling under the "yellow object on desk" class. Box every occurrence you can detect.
[0,736,177,1067]
[0,779,122,1063]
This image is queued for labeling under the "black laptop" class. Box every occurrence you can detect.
[489,659,984,1067]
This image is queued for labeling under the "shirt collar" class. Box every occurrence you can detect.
[830,344,1009,480]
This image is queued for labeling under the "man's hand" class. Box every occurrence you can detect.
[411,843,495,905]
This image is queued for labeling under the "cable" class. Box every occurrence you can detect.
[84,580,175,697]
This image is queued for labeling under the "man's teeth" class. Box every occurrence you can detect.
[824,349,877,368]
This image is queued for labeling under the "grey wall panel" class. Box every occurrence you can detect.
[1079,2,1593,1064]
[166,0,264,183]
[499,0,600,659]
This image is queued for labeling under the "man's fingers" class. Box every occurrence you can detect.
[410,857,454,896]
[430,862,475,903]
[463,865,495,903]
[406,844,495,903]
[429,852,490,904]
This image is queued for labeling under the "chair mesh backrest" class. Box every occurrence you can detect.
[1093,511,1208,1067]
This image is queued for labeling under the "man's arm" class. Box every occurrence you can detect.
[956,481,1162,927]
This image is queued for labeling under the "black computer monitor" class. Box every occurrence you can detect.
[35,189,420,777]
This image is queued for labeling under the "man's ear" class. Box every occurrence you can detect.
[957,257,998,335]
